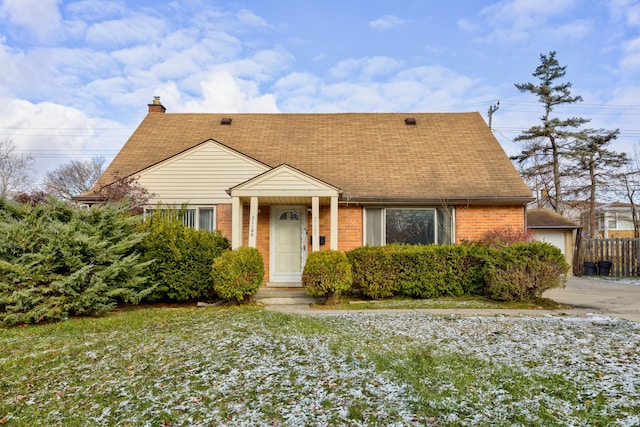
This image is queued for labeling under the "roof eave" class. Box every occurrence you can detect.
[528,225,581,229]
[71,194,106,204]
[344,196,534,206]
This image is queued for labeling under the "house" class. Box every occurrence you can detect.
[580,202,638,238]
[78,97,533,285]
[527,208,581,273]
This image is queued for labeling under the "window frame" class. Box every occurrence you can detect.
[144,205,217,232]
[363,206,454,246]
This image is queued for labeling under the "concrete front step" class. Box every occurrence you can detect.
[253,288,321,305]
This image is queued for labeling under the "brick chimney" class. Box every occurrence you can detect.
[148,96,166,113]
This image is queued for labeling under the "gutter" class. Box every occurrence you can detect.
[343,196,535,206]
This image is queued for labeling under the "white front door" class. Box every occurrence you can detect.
[270,205,307,283]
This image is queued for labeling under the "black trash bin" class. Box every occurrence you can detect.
[598,261,612,276]
[584,261,597,276]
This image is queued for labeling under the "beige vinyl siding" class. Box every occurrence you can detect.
[139,141,269,204]
[248,170,328,191]
[231,165,340,198]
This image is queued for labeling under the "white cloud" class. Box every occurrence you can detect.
[369,15,406,31]
[236,9,269,28]
[457,18,479,33]
[275,64,481,113]
[608,0,640,27]
[274,72,320,95]
[546,19,592,41]
[183,70,279,113]
[65,0,128,20]
[0,97,126,182]
[0,0,61,42]
[479,0,585,44]
[85,16,166,48]
[329,57,402,81]
[620,36,640,71]
[223,49,294,81]
[482,0,576,25]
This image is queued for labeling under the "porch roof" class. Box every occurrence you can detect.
[227,164,341,205]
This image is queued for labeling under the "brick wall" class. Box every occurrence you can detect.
[309,204,363,251]
[216,204,232,241]
[218,202,524,283]
[215,203,271,282]
[256,206,270,282]
[455,205,526,242]
[337,204,363,251]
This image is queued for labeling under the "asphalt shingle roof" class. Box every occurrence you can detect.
[527,208,580,228]
[92,111,532,204]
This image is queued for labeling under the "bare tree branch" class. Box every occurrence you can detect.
[0,138,35,198]
[44,157,106,200]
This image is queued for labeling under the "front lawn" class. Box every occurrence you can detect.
[320,296,567,310]
[1,307,638,426]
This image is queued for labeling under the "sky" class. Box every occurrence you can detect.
[1,0,640,186]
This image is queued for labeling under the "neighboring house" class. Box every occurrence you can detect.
[78,98,533,285]
[527,208,581,273]
[580,202,638,238]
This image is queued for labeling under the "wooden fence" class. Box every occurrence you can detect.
[575,237,640,277]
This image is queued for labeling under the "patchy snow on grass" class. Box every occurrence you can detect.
[1,309,639,426]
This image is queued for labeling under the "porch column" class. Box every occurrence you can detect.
[231,196,243,249]
[248,196,258,248]
[312,196,320,252]
[330,196,338,250]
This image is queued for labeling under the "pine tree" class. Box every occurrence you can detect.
[512,51,589,213]
[565,129,629,236]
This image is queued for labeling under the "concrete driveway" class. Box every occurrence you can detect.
[544,276,640,322]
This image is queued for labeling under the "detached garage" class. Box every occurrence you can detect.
[527,208,581,275]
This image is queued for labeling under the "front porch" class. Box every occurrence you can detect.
[228,165,342,284]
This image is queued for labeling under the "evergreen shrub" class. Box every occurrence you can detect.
[347,245,485,299]
[346,242,566,302]
[396,245,485,298]
[302,250,352,304]
[346,246,401,299]
[137,208,229,301]
[482,242,568,301]
[0,199,151,326]
[211,247,264,302]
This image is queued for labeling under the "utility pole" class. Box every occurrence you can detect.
[487,100,500,130]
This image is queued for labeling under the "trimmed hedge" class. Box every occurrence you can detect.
[346,243,566,301]
[396,245,485,298]
[137,208,229,302]
[347,245,486,299]
[212,247,264,302]
[302,250,352,304]
[346,246,400,299]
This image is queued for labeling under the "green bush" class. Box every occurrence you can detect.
[347,246,401,299]
[0,199,151,326]
[396,245,485,298]
[302,250,352,303]
[482,242,568,301]
[212,247,264,302]
[137,208,229,301]
[347,245,486,299]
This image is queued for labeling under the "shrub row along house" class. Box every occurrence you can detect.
[78,97,533,285]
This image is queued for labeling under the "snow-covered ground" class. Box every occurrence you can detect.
[3,310,639,426]
[591,276,640,286]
